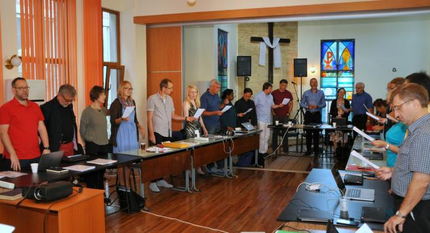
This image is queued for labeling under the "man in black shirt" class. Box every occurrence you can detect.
[234,88,257,128]
[41,84,79,156]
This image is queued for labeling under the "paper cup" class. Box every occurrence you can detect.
[140,143,146,150]
[275,120,279,125]
[31,163,38,173]
[333,122,337,128]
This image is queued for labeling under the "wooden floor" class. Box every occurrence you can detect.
[106,169,308,233]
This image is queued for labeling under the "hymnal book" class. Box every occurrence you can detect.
[46,167,69,174]
[87,158,117,166]
[64,165,96,172]
[0,188,22,200]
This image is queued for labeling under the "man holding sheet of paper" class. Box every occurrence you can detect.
[235,88,257,128]
[201,79,224,134]
[271,79,293,152]
[375,83,430,233]
[300,78,326,156]
[351,82,373,135]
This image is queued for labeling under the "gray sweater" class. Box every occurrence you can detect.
[80,106,109,145]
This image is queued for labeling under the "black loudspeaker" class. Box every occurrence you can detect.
[23,181,73,202]
[237,56,251,76]
[294,58,307,77]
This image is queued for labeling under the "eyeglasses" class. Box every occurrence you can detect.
[124,87,133,91]
[167,87,173,90]
[61,93,75,103]
[13,86,30,91]
[392,99,414,112]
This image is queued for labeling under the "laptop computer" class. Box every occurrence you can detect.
[62,154,89,163]
[331,169,375,202]
[241,122,256,131]
[38,151,64,171]
[332,118,347,126]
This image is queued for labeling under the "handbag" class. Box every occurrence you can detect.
[116,186,146,213]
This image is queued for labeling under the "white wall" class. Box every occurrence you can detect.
[1,0,20,84]
[136,0,371,16]
[298,14,430,100]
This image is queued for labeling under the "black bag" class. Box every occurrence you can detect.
[116,186,145,213]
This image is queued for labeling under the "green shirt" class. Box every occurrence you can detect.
[80,106,109,145]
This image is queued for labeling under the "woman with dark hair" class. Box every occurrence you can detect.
[80,86,111,155]
[329,88,351,121]
[220,89,237,132]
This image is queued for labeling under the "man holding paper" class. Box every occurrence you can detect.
[271,79,293,153]
[375,83,430,233]
[300,78,326,156]
[147,79,195,192]
[235,88,257,127]
[351,82,373,135]
[254,82,284,157]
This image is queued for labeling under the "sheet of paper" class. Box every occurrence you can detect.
[87,158,117,165]
[366,112,380,121]
[363,103,370,112]
[353,126,375,142]
[244,108,253,114]
[386,114,399,123]
[221,105,232,113]
[355,223,374,233]
[122,106,135,118]
[338,104,347,111]
[282,98,290,105]
[193,108,205,118]
[0,171,27,178]
[351,150,380,169]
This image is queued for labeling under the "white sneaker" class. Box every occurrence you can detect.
[156,179,173,188]
[149,182,160,193]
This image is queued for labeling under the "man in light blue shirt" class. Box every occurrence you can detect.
[254,82,283,156]
[300,78,326,156]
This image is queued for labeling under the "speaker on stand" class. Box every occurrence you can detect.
[293,58,307,124]
[237,56,251,87]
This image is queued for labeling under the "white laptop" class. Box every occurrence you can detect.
[332,169,375,202]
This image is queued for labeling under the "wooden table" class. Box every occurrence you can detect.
[281,221,383,233]
[0,187,105,233]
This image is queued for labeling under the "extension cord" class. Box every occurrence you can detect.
[306,184,321,191]
[0,180,15,189]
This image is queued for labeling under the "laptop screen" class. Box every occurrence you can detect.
[241,122,255,131]
[331,168,346,193]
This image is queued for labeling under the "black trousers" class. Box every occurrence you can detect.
[83,141,112,189]
[352,114,367,138]
[271,115,289,152]
[393,193,430,233]
[304,111,322,152]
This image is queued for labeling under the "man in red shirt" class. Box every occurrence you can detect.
[271,79,294,153]
[0,77,50,171]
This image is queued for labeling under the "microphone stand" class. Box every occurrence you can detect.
[293,79,305,124]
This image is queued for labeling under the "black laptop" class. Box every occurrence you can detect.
[332,118,347,126]
[62,154,89,163]
[38,151,64,171]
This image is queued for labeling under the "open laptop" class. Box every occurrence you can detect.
[38,151,64,171]
[332,169,375,202]
[332,118,347,126]
[235,122,256,133]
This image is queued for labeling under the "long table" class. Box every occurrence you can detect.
[346,136,387,171]
[121,131,261,194]
[277,168,393,232]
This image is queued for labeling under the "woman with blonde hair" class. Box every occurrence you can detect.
[183,85,208,138]
[109,81,145,188]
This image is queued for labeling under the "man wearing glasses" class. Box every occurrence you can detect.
[376,83,430,233]
[41,84,80,156]
[0,77,50,171]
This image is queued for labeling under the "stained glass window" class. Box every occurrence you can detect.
[321,39,355,123]
[218,29,228,93]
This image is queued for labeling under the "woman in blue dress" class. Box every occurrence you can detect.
[110,81,145,186]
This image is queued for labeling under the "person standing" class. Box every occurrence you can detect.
[200,79,223,134]
[147,79,195,192]
[376,83,430,233]
[300,78,326,156]
[220,89,237,132]
[41,84,80,156]
[351,82,374,133]
[110,81,145,188]
[0,77,50,171]
[183,85,208,139]
[329,88,350,121]
[254,82,284,157]
[271,79,294,153]
[235,88,257,128]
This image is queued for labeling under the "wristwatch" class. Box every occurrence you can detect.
[43,146,50,150]
[396,211,407,218]
[385,143,390,150]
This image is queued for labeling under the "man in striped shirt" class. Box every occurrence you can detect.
[377,83,430,233]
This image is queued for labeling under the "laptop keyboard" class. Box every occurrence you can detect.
[346,189,361,198]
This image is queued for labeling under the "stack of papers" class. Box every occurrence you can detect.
[146,147,173,153]
[87,158,117,165]
[0,171,27,178]
[64,165,96,172]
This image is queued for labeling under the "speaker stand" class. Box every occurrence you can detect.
[243,76,250,88]
[293,76,306,124]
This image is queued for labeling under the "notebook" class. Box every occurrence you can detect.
[297,209,333,223]
[332,169,375,202]
[0,188,22,200]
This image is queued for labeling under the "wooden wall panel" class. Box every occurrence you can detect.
[135,0,430,25]
[147,27,182,72]
[147,26,183,132]
[147,72,182,131]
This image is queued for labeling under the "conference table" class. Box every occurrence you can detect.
[346,135,387,171]
[121,130,261,194]
[277,168,393,232]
